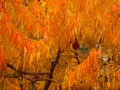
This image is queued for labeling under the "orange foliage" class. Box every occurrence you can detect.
[0,46,5,71]
[1,0,120,90]
[63,49,101,89]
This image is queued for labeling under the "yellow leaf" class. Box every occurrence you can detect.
[29,53,34,70]
[106,82,111,88]
[35,51,40,66]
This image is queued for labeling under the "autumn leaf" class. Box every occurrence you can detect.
[0,46,5,71]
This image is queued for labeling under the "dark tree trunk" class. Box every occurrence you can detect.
[44,49,61,90]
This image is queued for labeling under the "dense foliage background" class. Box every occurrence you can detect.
[1,0,120,90]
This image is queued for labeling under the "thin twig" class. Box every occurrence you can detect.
[22,74,61,83]
[6,63,50,76]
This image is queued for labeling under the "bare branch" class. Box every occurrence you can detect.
[22,74,61,83]
[44,48,61,90]
[6,63,50,76]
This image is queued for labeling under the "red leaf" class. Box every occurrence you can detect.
[72,38,79,50]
